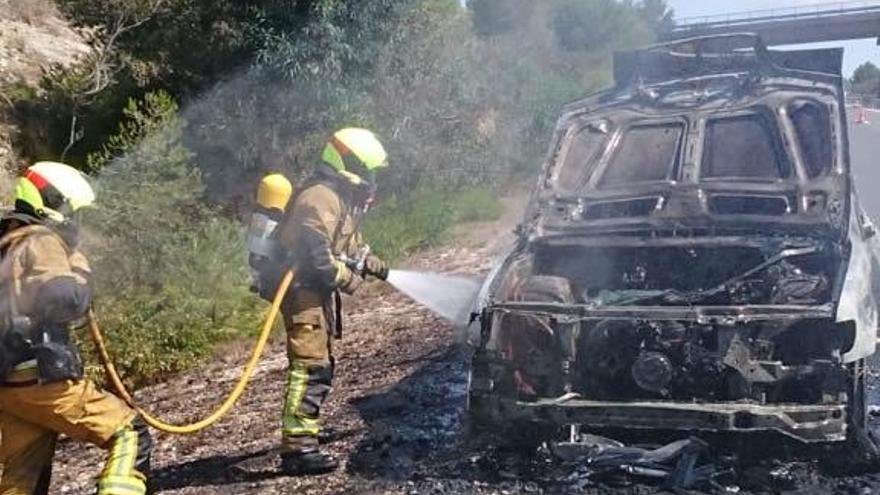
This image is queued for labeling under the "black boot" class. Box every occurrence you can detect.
[280,449,338,476]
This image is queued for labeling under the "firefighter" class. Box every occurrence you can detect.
[0,162,151,495]
[276,128,390,475]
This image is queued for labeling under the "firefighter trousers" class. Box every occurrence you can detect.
[0,372,151,495]
[281,289,334,452]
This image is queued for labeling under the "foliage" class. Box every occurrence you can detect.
[78,91,262,385]
[452,186,506,223]
[851,62,880,96]
[177,0,665,210]
[364,185,503,263]
[57,0,255,94]
[467,0,535,37]
[21,0,670,207]
[10,60,134,168]
[84,90,208,286]
[551,0,670,56]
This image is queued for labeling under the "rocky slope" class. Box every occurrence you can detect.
[0,0,90,193]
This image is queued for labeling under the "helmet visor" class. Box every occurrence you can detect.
[341,152,378,187]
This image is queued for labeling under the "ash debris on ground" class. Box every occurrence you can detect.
[48,203,880,494]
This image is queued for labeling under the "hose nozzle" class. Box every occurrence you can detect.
[338,244,371,275]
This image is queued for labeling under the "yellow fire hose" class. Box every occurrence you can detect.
[86,270,295,434]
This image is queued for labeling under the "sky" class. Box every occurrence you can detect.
[666,0,880,76]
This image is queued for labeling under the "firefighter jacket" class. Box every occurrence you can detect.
[276,173,365,295]
[0,220,92,383]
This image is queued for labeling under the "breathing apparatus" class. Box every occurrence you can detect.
[246,174,293,297]
[0,162,93,382]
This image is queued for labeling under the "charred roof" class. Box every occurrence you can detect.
[612,33,843,88]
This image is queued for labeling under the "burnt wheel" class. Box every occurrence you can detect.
[468,275,574,447]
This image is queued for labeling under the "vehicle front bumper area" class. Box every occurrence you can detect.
[490,395,847,444]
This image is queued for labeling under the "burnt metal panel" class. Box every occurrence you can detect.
[488,301,834,322]
[837,202,880,362]
[499,397,847,443]
[614,34,843,88]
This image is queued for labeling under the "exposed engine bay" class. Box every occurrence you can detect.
[538,243,835,308]
[484,240,852,405]
[470,238,861,443]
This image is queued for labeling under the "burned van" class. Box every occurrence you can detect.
[469,34,880,446]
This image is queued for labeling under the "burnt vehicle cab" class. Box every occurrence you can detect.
[469,34,880,445]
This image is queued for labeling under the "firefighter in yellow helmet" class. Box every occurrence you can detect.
[0,162,152,495]
[274,128,389,474]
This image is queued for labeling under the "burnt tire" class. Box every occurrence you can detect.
[516,275,575,305]
[503,275,572,449]
[468,275,573,448]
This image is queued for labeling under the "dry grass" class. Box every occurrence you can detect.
[0,0,59,25]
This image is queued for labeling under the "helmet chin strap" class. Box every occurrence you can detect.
[351,180,376,212]
[356,170,377,210]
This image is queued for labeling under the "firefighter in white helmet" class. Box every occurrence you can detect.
[0,162,152,495]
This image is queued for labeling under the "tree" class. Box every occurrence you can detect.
[636,0,674,33]
[469,0,535,36]
[851,62,880,96]
[80,90,259,384]
[86,90,208,288]
[551,0,658,52]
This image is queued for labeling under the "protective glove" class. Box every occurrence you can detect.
[363,254,389,281]
[335,260,363,295]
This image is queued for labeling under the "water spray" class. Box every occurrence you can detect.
[385,269,482,327]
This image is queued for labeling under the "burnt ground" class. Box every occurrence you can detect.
[43,186,880,495]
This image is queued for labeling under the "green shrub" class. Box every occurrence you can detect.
[82,221,263,386]
[78,91,263,386]
[364,186,503,263]
[450,186,505,223]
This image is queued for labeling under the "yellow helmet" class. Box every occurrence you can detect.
[14,161,95,223]
[321,128,388,185]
